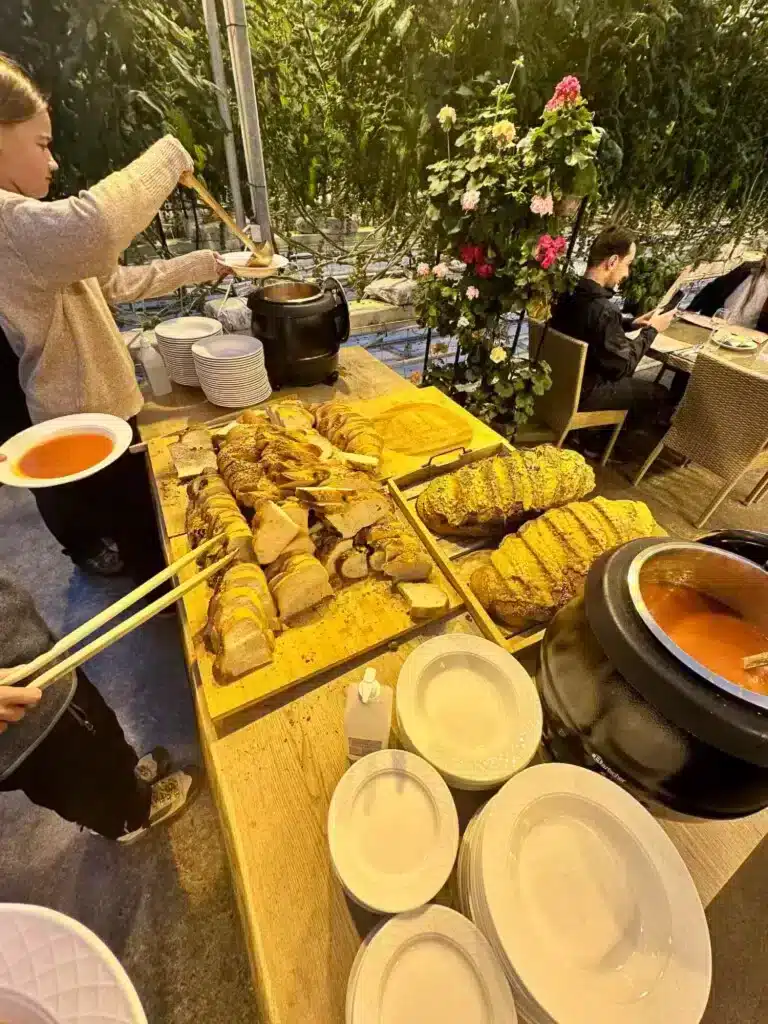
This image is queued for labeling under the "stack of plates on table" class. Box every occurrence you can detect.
[345,904,518,1024]
[155,316,223,386]
[457,762,712,1024]
[396,635,542,790]
[191,334,272,408]
[328,748,459,914]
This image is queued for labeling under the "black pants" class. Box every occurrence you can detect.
[32,418,165,583]
[580,375,679,429]
[0,671,151,840]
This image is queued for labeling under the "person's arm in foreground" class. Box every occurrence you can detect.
[0,681,41,734]
[99,250,226,304]
[596,306,675,380]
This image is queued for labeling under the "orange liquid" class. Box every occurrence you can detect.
[641,581,768,695]
[17,432,114,479]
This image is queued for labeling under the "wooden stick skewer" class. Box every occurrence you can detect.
[3,533,226,687]
[28,549,236,693]
[743,652,768,670]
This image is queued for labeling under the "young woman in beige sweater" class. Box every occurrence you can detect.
[0,56,224,580]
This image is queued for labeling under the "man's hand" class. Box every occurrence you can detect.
[647,308,676,334]
[0,684,42,734]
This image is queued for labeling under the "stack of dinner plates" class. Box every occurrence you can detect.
[396,635,542,790]
[155,316,223,386]
[345,905,518,1024]
[456,762,713,1024]
[328,749,459,914]
[191,334,272,408]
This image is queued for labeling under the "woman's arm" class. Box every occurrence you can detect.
[100,250,219,304]
[0,136,192,289]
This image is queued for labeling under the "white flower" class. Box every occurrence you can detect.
[461,189,481,212]
[432,262,449,279]
[416,262,431,277]
[437,105,457,130]
[490,346,507,364]
[491,120,517,147]
[455,380,481,393]
[465,285,480,300]
[457,315,470,328]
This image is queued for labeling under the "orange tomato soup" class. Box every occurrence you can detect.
[641,581,768,695]
[17,432,114,479]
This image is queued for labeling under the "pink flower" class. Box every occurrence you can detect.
[466,285,480,300]
[545,75,581,112]
[535,234,567,269]
[461,189,481,212]
[416,262,431,277]
[476,262,495,279]
[433,262,449,279]
[530,194,554,216]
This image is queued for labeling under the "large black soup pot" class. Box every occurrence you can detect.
[537,533,768,819]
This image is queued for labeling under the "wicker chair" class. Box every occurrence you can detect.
[633,351,768,527]
[526,321,627,466]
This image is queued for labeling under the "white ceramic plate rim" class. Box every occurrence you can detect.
[478,764,711,1024]
[0,903,147,1023]
[154,316,223,341]
[351,905,518,1024]
[0,414,133,489]
[191,337,264,361]
[397,634,543,785]
[327,749,458,914]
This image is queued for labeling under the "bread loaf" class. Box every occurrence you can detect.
[470,496,665,626]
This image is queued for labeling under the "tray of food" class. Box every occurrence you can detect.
[390,443,667,653]
[165,400,464,723]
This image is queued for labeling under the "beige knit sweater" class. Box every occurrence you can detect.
[0,136,219,423]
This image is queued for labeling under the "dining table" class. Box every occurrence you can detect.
[648,313,768,377]
[137,344,768,1024]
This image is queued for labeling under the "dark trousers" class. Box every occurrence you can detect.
[32,418,165,583]
[0,671,151,840]
[580,375,679,429]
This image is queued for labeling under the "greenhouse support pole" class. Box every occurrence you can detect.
[202,0,246,228]
[222,0,273,242]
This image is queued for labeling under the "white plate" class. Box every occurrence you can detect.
[328,749,459,914]
[154,315,222,342]
[351,905,517,1024]
[0,414,133,489]
[478,764,711,1024]
[192,335,264,361]
[221,252,289,279]
[397,636,542,789]
[0,904,147,1023]
[712,330,759,351]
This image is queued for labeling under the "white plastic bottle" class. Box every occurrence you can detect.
[344,668,393,762]
[139,335,172,396]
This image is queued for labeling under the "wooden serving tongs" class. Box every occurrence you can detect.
[6,535,235,693]
[179,170,273,267]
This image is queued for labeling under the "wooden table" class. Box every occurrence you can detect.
[649,318,768,376]
[138,347,768,1024]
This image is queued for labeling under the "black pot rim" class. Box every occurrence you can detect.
[585,538,768,767]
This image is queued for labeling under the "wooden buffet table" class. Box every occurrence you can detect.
[138,346,768,1024]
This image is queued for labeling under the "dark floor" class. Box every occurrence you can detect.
[0,485,258,1023]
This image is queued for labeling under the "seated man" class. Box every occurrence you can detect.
[550,226,676,425]
[686,256,768,330]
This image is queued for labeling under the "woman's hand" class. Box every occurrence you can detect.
[214,255,234,281]
[0,680,42,734]
[179,169,196,189]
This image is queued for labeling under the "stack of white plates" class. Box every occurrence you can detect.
[328,749,459,914]
[396,635,542,790]
[155,316,223,386]
[457,762,712,1024]
[191,334,272,408]
[345,905,518,1024]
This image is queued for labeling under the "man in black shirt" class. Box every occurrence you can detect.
[550,226,676,424]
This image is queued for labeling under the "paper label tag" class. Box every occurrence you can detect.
[348,736,385,761]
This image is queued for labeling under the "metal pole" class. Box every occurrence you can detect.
[564,195,589,277]
[202,0,246,228]
[421,326,433,379]
[221,0,273,242]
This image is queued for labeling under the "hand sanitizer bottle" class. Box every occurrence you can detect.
[344,668,393,762]
[139,335,172,397]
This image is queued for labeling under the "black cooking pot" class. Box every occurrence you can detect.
[248,276,349,388]
[538,535,768,819]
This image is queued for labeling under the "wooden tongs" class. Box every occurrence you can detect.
[7,535,234,692]
[179,171,273,266]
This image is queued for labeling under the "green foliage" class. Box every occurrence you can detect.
[621,249,684,315]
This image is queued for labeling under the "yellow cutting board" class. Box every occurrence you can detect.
[350,386,506,482]
[169,526,463,724]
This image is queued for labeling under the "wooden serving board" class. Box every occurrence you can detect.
[169,524,463,724]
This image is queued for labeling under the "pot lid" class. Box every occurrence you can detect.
[585,538,768,767]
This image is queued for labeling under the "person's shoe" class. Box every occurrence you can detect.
[134,746,172,785]
[118,765,201,844]
[77,543,125,577]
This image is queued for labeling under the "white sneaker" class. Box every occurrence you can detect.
[118,765,201,844]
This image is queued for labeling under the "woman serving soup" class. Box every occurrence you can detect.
[0,55,226,581]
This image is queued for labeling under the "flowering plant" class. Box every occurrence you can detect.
[414,72,602,432]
